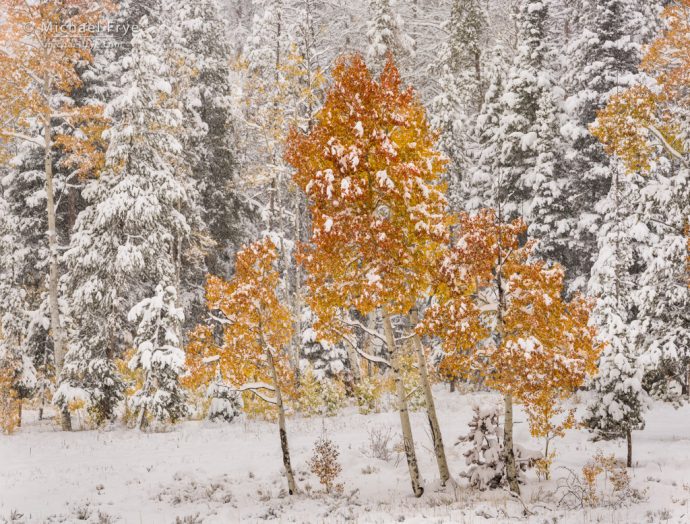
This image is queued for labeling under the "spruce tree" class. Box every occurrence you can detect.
[559,0,659,291]
[128,285,188,428]
[585,168,650,468]
[56,14,192,424]
[366,0,415,72]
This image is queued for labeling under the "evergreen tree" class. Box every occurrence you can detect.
[173,0,254,278]
[128,285,188,428]
[559,0,659,291]
[469,0,563,230]
[366,0,414,72]
[585,168,650,468]
[56,15,192,423]
[430,0,487,210]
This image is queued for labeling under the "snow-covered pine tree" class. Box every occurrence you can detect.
[430,0,487,210]
[366,0,415,73]
[558,0,662,291]
[467,47,506,212]
[469,0,563,229]
[584,167,650,468]
[637,171,690,402]
[170,0,254,279]
[57,14,192,425]
[207,362,243,423]
[128,285,188,428]
[458,405,540,490]
[0,143,53,415]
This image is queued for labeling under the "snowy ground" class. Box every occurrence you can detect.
[1,389,689,523]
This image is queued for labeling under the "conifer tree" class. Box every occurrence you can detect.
[0,0,107,430]
[57,15,192,424]
[430,0,487,209]
[366,0,415,73]
[559,0,658,290]
[287,55,453,494]
[128,285,188,428]
[584,167,650,468]
[468,1,563,236]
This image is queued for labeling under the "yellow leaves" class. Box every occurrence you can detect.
[0,0,110,179]
[185,238,294,397]
[422,208,603,433]
[594,1,690,173]
[287,54,452,326]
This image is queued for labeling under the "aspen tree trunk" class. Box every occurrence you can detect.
[364,312,376,377]
[382,306,424,497]
[290,200,302,382]
[409,307,450,486]
[503,394,520,494]
[626,428,632,468]
[17,400,21,428]
[43,78,71,432]
[266,348,297,495]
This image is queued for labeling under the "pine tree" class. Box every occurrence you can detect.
[56,14,192,424]
[559,0,658,291]
[430,0,487,210]
[128,285,188,428]
[592,0,690,400]
[366,0,415,73]
[171,0,253,278]
[468,1,563,233]
[0,0,108,430]
[584,167,650,467]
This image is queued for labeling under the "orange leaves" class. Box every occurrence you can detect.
[422,208,603,424]
[593,1,690,172]
[0,0,109,178]
[185,238,294,392]
[286,54,452,326]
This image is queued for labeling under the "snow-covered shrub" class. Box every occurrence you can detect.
[207,383,242,423]
[308,435,343,494]
[458,405,540,490]
[363,426,394,462]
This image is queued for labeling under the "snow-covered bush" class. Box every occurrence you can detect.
[458,405,540,490]
[207,383,242,423]
[354,374,385,415]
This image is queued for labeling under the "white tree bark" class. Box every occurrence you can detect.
[43,76,71,431]
[503,393,520,494]
[266,346,298,495]
[409,307,451,486]
[382,306,424,497]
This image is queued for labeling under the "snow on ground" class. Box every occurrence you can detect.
[1,389,689,523]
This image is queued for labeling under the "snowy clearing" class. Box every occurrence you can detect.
[2,389,689,523]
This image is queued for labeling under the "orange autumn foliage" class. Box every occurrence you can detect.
[285,54,452,332]
[422,209,603,425]
[0,0,110,177]
[592,1,690,173]
[185,238,295,399]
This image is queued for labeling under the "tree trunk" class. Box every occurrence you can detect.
[409,307,450,486]
[626,428,632,468]
[17,399,21,428]
[364,312,376,377]
[449,379,456,393]
[382,307,424,497]
[503,394,520,494]
[43,82,71,432]
[266,348,297,495]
